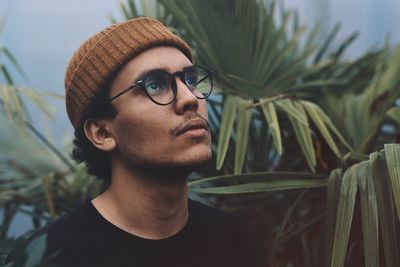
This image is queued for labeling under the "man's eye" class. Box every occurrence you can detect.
[147,82,160,91]
[146,77,169,94]
[146,81,162,94]
[186,76,198,89]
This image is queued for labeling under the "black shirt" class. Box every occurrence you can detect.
[7,199,266,267]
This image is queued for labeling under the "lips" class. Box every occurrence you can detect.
[175,119,209,136]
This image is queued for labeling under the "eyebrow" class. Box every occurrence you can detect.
[134,68,167,82]
[133,65,194,82]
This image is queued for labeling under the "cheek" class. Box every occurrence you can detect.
[113,108,169,146]
[113,109,142,142]
[198,100,209,118]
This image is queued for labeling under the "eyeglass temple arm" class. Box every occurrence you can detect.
[109,83,137,101]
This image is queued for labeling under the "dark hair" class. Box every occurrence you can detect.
[71,88,117,182]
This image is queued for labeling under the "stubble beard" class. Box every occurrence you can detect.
[119,147,212,184]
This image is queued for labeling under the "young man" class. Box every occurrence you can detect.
[8,17,266,267]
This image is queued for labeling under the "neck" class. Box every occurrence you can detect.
[92,160,189,240]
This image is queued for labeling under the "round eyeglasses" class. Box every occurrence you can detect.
[109,65,213,105]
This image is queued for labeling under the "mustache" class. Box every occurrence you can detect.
[170,114,210,136]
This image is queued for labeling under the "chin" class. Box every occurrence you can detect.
[177,151,212,169]
[125,150,212,182]
[158,150,212,175]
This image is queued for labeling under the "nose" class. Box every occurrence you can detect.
[173,77,199,114]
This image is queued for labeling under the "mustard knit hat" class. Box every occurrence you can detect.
[65,17,193,129]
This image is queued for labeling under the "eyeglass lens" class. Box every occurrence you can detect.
[143,66,212,105]
[184,67,212,98]
[144,71,174,104]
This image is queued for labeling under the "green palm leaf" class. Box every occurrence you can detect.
[190,178,327,194]
[261,100,282,154]
[386,107,400,125]
[216,95,238,170]
[370,151,399,267]
[302,100,341,157]
[357,161,379,267]
[159,0,316,97]
[324,169,343,266]
[234,99,252,174]
[384,144,400,221]
[285,101,316,171]
[330,164,358,267]
[189,171,327,194]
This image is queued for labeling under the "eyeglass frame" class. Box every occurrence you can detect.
[109,65,213,106]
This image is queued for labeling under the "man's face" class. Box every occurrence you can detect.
[107,46,212,176]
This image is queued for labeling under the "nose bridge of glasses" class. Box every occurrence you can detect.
[171,73,198,102]
[171,70,186,85]
[169,71,187,92]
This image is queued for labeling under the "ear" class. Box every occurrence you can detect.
[84,119,116,152]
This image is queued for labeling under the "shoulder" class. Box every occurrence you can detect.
[189,198,236,220]
[189,198,246,222]
[44,199,95,248]
[188,198,254,235]
[188,199,267,267]
[6,199,94,265]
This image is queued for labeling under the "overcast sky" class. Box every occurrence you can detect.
[0,1,124,139]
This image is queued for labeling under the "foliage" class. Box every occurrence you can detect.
[325,144,400,267]
[0,26,104,264]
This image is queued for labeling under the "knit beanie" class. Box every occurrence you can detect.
[65,17,193,129]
